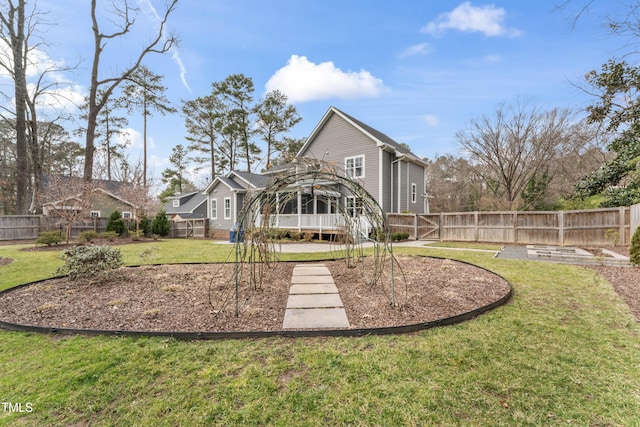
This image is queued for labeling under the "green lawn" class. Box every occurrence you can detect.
[1,239,639,426]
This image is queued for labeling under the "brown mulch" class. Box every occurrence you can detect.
[0,257,12,266]
[0,256,511,333]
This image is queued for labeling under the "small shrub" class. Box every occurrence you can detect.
[106,210,126,235]
[130,230,144,241]
[152,210,171,237]
[303,232,314,241]
[139,216,152,237]
[36,231,63,246]
[289,231,303,240]
[100,231,119,242]
[56,245,123,282]
[630,226,640,266]
[78,230,98,243]
[391,232,410,241]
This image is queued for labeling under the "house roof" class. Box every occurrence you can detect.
[231,170,272,189]
[298,106,428,167]
[41,175,137,208]
[164,192,207,214]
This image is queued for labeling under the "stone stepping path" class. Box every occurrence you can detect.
[282,263,350,330]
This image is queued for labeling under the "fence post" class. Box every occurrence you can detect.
[439,212,444,242]
[559,211,564,246]
[474,211,479,242]
[619,206,627,246]
[413,213,418,240]
[513,211,518,244]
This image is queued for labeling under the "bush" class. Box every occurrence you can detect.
[630,227,640,266]
[78,230,98,243]
[106,210,126,236]
[56,245,123,282]
[391,232,410,241]
[36,231,63,246]
[139,215,152,237]
[152,210,171,237]
[100,231,119,242]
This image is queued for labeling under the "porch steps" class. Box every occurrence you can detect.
[282,264,350,330]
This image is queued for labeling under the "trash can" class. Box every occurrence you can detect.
[229,224,244,243]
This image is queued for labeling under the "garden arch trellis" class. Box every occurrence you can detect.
[229,160,405,317]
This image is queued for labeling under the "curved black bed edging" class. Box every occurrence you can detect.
[0,256,513,340]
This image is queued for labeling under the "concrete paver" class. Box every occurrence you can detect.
[282,263,350,330]
[286,293,344,309]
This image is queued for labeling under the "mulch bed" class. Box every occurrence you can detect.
[0,256,511,333]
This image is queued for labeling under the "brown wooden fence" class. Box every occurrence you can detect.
[389,206,633,246]
[169,218,208,239]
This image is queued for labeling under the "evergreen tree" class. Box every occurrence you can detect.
[152,210,171,237]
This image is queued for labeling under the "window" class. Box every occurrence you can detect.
[224,198,231,219]
[345,196,362,217]
[411,183,417,203]
[211,199,217,220]
[122,211,132,219]
[90,211,101,218]
[345,155,364,179]
[172,199,179,208]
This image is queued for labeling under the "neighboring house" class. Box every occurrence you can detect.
[163,191,208,220]
[41,176,138,220]
[203,106,429,238]
[203,170,271,237]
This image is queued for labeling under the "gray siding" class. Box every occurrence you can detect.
[208,184,237,233]
[407,161,426,214]
[300,113,381,206]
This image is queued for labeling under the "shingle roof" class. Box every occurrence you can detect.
[332,107,420,158]
[231,171,272,189]
[163,192,207,214]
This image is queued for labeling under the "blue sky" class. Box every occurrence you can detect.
[10,1,628,186]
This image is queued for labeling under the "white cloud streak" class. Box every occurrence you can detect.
[421,2,522,38]
[265,55,386,103]
[399,43,434,58]
[138,0,191,92]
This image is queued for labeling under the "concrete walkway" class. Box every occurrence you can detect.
[282,263,350,330]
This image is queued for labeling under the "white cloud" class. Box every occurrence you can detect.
[265,55,387,103]
[399,43,434,58]
[422,114,440,127]
[421,2,522,38]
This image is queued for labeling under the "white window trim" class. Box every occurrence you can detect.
[90,210,101,218]
[411,183,417,204]
[345,155,365,179]
[345,196,362,217]
[122,211,132,219]
[211,198,218,220]
[172,199,179,207]
[224,197,231,220]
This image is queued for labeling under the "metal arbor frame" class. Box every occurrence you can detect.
[230,161,405,316]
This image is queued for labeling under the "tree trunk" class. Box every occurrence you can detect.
[12,1,29,214]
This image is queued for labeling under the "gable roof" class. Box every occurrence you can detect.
[298,106,428,167]
[230,170,272,189]
[164,192,207,214]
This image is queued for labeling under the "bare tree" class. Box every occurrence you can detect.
[83,0,178,181]
[40,175,101,242]
[0,0,29,213]
[122,64,176,187]
[457,100,576,209]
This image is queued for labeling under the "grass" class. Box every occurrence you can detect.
[1,239,639,425]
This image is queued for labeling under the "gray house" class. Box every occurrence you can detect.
[202,107,428,239]
[203,170,271,238]
[297,106,429,215]
[163,191,208,219]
